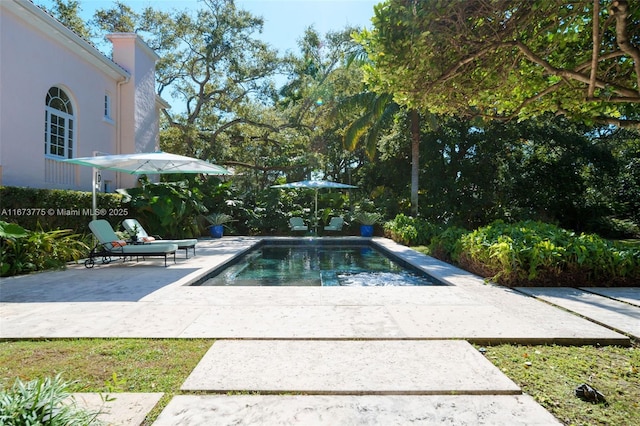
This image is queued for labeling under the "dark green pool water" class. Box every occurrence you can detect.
[197,245,440,286]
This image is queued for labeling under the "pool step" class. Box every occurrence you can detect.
[320,270,339,286]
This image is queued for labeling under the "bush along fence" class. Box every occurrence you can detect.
[0,186,124,234]
[385,216,640,287]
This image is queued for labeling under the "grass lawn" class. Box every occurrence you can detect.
[1,339,638,425]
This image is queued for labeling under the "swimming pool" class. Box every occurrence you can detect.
[194,241,443,287]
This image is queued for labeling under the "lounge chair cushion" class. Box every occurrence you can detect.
[122,218,197,253]
[289,217,308,231]
[89,220,178,255]
[324,217,344,231]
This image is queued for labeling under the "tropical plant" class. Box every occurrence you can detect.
[0,222,89,277]
[428,226,469,262]
[353,211,383,225]
[0,374,105,425]
[453,220,640,286]
[118,177,208,238]
[204,213,234,227]
[383,214,443,246]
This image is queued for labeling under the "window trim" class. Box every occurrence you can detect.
[44,87,75,159]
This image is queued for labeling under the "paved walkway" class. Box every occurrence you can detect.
[1,237,637,425]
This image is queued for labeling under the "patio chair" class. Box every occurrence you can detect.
[86,219,178,268]
[324,217,344,232]
[122,218,197,257]
[289,217,308,232]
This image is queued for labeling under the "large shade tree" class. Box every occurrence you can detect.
[358,0,640,128]
[93,0,282,162]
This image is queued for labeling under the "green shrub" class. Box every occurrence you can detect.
[455,220,640,286]
[117,178,208,238]
[1,221,89,277]
[383,214,443,246]
[0,374,105,425]
[428,226,469,262]
[0,186,123,234]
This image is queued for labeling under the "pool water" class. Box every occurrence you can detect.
[196,245,440,286]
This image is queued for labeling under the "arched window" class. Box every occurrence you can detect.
[44,87,74,158]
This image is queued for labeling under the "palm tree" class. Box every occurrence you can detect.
[340,92,398,158]
[336,91,421,215]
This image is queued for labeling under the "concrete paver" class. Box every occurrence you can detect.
[71,393,163,426]
[154,394,562,425]
[581,287,640,307]
[517,287,640,340]
[182,340,520,394]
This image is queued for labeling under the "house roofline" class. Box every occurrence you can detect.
[4,0,130,81]
[156,94,171,110]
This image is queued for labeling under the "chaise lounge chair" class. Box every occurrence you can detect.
[86,219,178,268]
[122,218,197,257]
[289,217,308,232]
[324,217,344,232]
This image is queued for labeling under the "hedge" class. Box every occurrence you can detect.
[0,186,123,234]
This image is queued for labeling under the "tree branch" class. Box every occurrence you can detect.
[588,0,599,98]
[511,40,639,98]
[610,0,640,94]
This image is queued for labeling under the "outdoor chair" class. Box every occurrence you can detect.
[86,219,178,268]
[324,217,344,232]
[122,218,197,257]
[289,217,308,232]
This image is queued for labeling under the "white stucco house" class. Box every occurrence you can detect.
[0,0,169,192]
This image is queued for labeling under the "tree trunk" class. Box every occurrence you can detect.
[410,109,420,216]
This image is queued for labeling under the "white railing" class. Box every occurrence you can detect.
[44,157,76,186]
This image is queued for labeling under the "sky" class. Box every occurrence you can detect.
[36,0,380,53]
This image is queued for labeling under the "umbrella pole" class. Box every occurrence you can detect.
[314,189,318,234]
[92,167,97,222]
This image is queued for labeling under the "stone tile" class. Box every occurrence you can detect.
[101,304,209,337]
[0,302,139,338]
[72,392,163,426]
[181,340,520,394]
[388,305,551,340]
[179,305,404,338]
[517,287,640,340]
[154,394,561,425]
[581,287,640,307]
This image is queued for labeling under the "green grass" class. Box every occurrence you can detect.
[478,344,640,425]
[0,339,214,425]
[1,339,639,425]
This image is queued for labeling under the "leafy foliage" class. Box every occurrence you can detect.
[117,177,208,238]
[0,187,123,233]
[359,0,640,128]
[383,215,640,286]
[453,220,640,286]
[0,222,89,277]
[0,374,104,425]
[383,214,443,245]
[353,211,383,225]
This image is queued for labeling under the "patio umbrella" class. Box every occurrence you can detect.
[271,179,357,233]
[62,151,232,220]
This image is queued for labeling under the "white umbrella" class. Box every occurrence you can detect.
[271,179,357,233]
[62,151,232,220]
